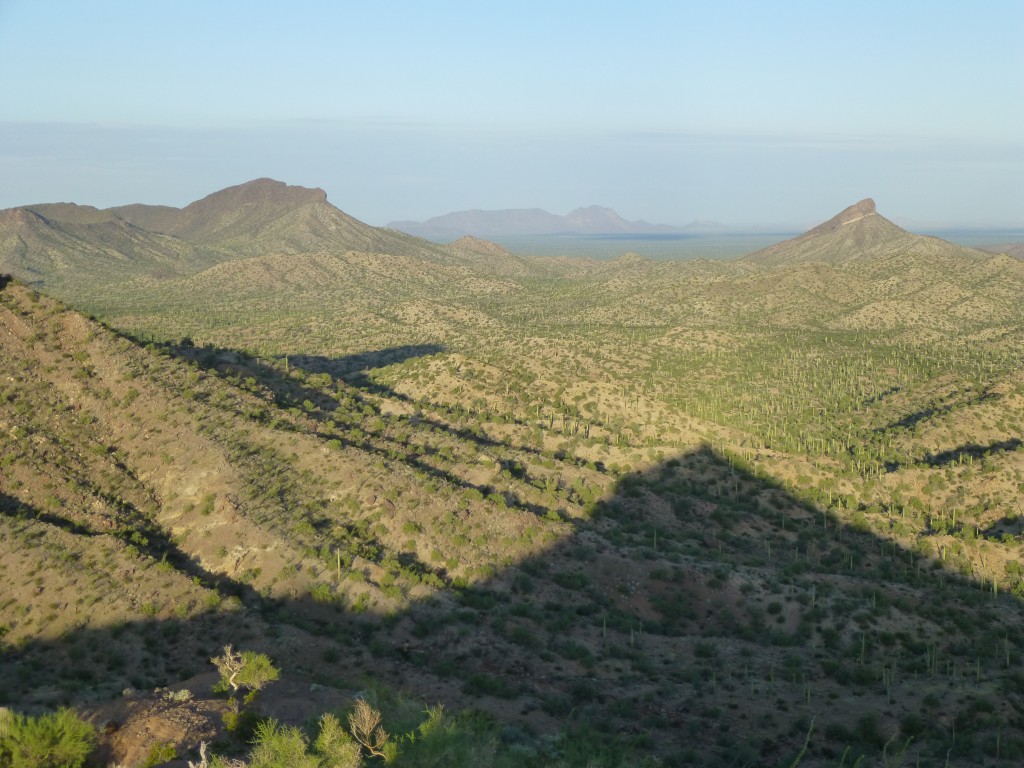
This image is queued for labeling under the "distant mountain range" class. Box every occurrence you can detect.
[387,205,738,240]
[3,182,1017,302]
[4,181,1015,284]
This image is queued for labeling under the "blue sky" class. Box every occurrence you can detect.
[0,0,1021,227]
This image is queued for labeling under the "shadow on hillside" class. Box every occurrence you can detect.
[288,346,551,435]
[0,492,94,537]
[115,335,447,418]
[303,422,552,520]
[879,390,1001,434]
[981,513,1024,541]
[288,344,445,383]
[122,335,600,527]
[883,436,1024,472]
[143,336,598,484]
[0,492,262,607]
[922,438,1023,468]
[4,445,1024,765]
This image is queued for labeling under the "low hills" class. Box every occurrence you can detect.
[981,242,1024,259]
[0,203,217,283]
[4,185,1024,766]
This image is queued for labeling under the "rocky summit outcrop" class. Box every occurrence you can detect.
[805,198,876,235]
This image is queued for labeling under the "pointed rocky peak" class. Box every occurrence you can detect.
[805,198,878,236]
[843,197,875,219]
[743,199,940,267]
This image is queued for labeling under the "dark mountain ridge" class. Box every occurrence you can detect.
[111,177,329,244]
[0,179,487,290]
[108,177,456,261]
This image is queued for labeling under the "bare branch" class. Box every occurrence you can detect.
[347,698,390,758]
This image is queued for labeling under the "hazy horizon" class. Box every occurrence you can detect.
[438,228,1024,262]
[1,1,1021,228]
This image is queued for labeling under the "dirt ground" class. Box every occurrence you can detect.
[81,671,355,767]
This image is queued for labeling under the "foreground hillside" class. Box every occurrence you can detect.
[3,186,1024,766]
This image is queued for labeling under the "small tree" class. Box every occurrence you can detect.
[211,645,279,703]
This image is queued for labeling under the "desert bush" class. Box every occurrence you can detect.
[385,705,498,767]
[313,714,362,767]
[0,707,95,768]
[209,712,363,768]
[246,719,321,768]
[141,741,177,767]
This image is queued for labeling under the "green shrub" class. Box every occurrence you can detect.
[312,714,361,767]
[388,705,498,767]
[218,714,361,768]
[0,707,95,768]
[247,720,320,768]
[140,741,177,767]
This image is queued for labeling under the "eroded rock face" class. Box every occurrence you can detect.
[817,198,877,231]
[844,197,876,218]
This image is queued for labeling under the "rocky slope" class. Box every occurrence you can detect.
[744,198,988,267]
